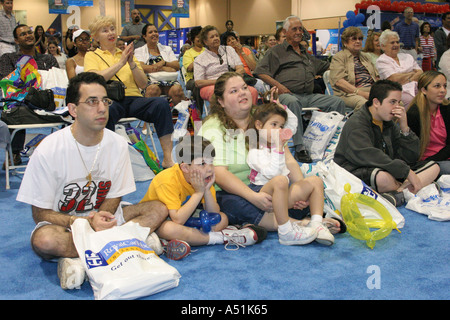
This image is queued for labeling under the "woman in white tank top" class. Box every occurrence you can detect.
[66,30,91,80]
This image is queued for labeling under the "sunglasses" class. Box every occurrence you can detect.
[350,36,364,41]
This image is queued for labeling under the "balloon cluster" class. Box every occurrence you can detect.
[355,0,449,14]
[343,10,366,28]
[184,210,221,233]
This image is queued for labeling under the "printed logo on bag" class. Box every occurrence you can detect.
[84,238,155,269]
[309,120,334,132]
[361,183,378,199]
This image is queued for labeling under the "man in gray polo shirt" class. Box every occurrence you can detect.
[120,8,146,49]
[254,15,346,163]
[0,0,17,56]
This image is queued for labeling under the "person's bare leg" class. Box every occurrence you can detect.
[167,84,186,106]
[259,176,290,226]
[376,171,402,193]
[398,164,440,193]
[159,134,175,168]
[31,225,77,259]
[123,200,169,232]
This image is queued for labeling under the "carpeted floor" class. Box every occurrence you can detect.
[0,127,448,301]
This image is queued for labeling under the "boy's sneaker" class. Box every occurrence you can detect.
[381,191,405,207]
[279,223,317,245]
[165,240,191,260]
[57,257,86,290]
[221,225,264,250]
[308,221,334,246]
[145,232,164,255]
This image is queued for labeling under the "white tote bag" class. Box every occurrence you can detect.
[303,111,344,161]
[72,219,181,300]
[39,68,69,109]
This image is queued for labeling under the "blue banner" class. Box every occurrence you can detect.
[49,0,93,14]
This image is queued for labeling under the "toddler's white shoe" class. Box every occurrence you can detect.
[308,221,334,246]
[278,223,317,245]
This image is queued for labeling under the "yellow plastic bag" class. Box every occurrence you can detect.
[340,184,400,249]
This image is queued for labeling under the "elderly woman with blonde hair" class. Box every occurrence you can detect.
[376,29,423,110]
[84,16,175,168]
[330,27,379,110]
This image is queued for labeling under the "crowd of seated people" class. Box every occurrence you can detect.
[1,2,449,290]
[0,5,448,171]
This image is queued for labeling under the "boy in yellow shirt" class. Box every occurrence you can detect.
[140,136,266,259]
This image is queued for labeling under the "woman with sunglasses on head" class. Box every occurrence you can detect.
[376,29,423,110]
[330,27,379,111]
[66,29,91,80]
[84,16,175,168]
[193,25,259,105]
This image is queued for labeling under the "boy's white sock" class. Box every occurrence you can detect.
[278,220,293,234]
[207,231,224,245]
[310,214,323,223]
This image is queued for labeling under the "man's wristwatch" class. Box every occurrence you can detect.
[400,127,410,136]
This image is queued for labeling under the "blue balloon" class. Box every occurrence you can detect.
[343,20,350,28]
[348,17,356,26]
[346,10,355,19]
[356,13,365,23]
[185,210,221,233]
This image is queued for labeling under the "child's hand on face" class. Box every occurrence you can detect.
[204,171,215,190]
[190,168,207,193]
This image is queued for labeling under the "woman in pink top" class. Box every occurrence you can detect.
[407,71,450,175]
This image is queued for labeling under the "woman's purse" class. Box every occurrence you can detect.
[94,52,126,102]
[106,80,126,102]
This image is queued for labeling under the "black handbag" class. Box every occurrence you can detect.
[1,104,64,125]
[106,80,126,102]
[94,52,126,101]
[24,86,56,111]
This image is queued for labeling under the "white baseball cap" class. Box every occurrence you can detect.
[72,29,90,42]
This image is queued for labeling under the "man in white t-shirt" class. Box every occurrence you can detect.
[16,72,169,290]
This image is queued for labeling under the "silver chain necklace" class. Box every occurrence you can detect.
[70,126,101,187]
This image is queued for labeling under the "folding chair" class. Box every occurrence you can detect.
[322,70,333,95]
[5,122,64,189]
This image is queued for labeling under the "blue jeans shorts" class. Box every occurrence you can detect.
[216,184,265,226]
[216,184,310,226]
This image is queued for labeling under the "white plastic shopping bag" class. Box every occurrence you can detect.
[39,68,69,109]
[301,161,405,228]
[172,100,191,141]
[404,175,450,221]
[303,111,344,161]
[71,219,181,300]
